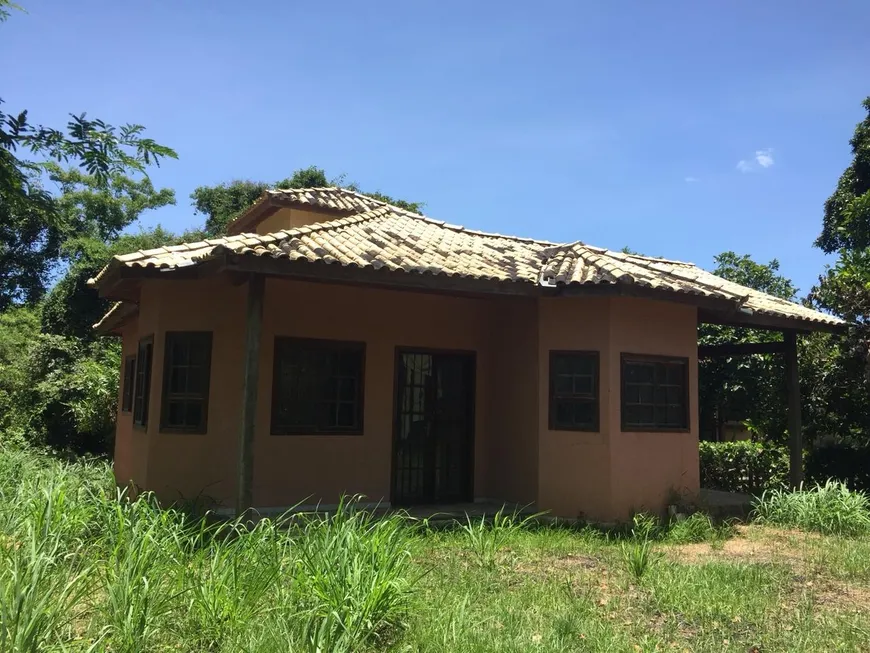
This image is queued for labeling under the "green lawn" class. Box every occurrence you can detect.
[405,523,870,652]
[1,448,869,652]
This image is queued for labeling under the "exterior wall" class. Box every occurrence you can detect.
[256,207,339,235]
[535,295,700,522]
[117,275,498,510]
[485,298,539,505]
[139,277,248,504]
[113,275,700,522]
[253,278,493,508]
[537,296,614,520]
[607,297,700,520]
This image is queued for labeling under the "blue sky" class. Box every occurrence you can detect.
[3,1,869,295]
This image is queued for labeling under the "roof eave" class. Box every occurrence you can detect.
[94,302,139,336]
[557,281,844,334]
[697,306,846,334]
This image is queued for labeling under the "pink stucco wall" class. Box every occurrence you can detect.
[114,275,699,521]
[536,296,700,521]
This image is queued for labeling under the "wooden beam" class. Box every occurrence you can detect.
[236,274,265,516]
[784,329,803,488]
[698,341,786,358]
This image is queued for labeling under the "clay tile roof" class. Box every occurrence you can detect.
[89,190,844,330]
[225,187,391,235]
[540,243,841,327]
[93,301,138,333]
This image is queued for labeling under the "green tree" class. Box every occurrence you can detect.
[42,226,197,342]
[808,96,870,444]
[0,304,121,453]
[816,97,870,253]
[0,105,176,308]
[192,165,422,237]
[698,253,796,443]
[0,2,179,452]
[37,164,178,341]
[1,78,176,309]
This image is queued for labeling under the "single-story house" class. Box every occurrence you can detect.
[90,187,843,522]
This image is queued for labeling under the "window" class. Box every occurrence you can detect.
[271,338,365,435]
[121,356,136,412]
[160,332,213,433]
[549,351,599,431]
[621,354,689,431]
[133,336,153,427]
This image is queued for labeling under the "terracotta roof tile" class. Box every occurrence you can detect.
[90,192,844,329]
[93,301,138,333]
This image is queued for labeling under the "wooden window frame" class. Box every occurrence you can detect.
[160,331,213,434]
[620,353,690,433]
[270,337,366,436]
[548,350,600,432]
[121,355,136,413]
[132,335,154,429]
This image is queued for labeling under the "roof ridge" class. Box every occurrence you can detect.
[266,186,393,209]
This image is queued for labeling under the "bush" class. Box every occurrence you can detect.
[0,306,119,454]
[807,443,870,493]
[752,481,870,536]
[699,440,788,494]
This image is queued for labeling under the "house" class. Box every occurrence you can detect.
[90,188,843,522]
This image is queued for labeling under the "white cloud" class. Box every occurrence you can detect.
[736,148,774,173]
[684,176,699,183]
[755,148,774,168]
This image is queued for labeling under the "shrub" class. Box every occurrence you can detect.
[752,481,870,536]
[699,440,788,494]
[807,443,870,493]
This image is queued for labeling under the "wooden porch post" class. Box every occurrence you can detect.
[237,274,264,516]
[784,329,803,488]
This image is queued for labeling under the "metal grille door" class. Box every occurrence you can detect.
[393,351,474,505]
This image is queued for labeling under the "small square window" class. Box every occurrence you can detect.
[549,351,599,431]
[621,354,689,431]
[271,338,365,435]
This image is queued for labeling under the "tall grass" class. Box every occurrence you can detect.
[289,498,415,651]
[459,506,538,568]
[0,525,91,652]
[0,447,417,653]
[753,480,870,536]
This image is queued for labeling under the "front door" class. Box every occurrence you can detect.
[393,351,475,505]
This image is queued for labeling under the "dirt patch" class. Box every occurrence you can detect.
[815,580,870,613]
[665,525,818,567]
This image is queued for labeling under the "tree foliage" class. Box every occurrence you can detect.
[698,253,796,443]
[0,2,180,452]
[0,305,120,452]
[817,97,870,253]
[192,165,422,237]
[806,96,870,445]
[0,99,177,309]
